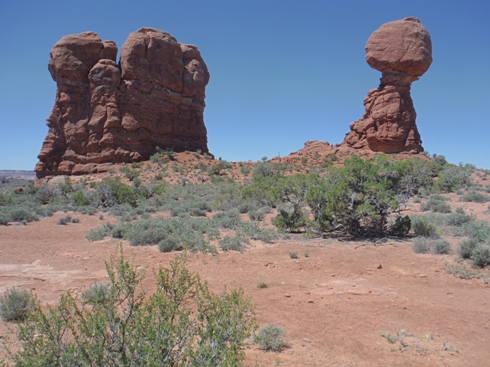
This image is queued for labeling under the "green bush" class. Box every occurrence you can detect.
[254,324,288,351]
[73,190,91,206]
[0,288,33,322]
[5,251,257,366]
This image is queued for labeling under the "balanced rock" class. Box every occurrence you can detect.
[342,17,432,153]
[36,28,210,178]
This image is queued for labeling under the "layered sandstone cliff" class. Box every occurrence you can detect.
[35,28,210,178]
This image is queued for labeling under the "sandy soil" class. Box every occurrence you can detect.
[1,208,489,367]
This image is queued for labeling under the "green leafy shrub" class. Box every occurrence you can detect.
[5,251,257,366]
[0,288,33,322]
[73,190,91,206]
[435,165,472,192]
[56,215,72,225]
[254,324,288,351]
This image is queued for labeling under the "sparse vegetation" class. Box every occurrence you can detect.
[254,324,289,351]
[3,250,257,366]
[0,288,33,322]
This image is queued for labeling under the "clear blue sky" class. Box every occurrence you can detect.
[1,1,489,170]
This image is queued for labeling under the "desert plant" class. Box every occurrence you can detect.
[411,216,440,238]
[4,251,257,366]
[412,237,451,254]
[470,246,490,268]
[254,324,289,351]
[420,195,451,213]
[0,288,33,322]
[81,283,112,305]
[56,214,72,225]
[289,251,299,259]
[457,238,480,259]
[34,185,58,204]
[219,235,247,252]
[390,215,411,236]
[459,191,489,203]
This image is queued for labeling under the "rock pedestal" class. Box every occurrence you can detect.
[35,28,210,178]
[342,17,432,153]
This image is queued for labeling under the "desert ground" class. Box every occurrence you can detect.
[1,155,490,367]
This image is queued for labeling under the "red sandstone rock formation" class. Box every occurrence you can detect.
[35,28,210,178]
[342,17,432,153]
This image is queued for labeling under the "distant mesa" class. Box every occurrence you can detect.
[342,17,432,153]
[35,28,210,178]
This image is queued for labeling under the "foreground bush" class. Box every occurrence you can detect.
[5,250,256,366]
[0,288,33,322]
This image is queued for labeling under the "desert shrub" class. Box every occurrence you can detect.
[0,213,9,225]
[238,222,278,243]
[457,238,480,259]
[6,207,38,223]
[412,237,451,254]
[453,220,490,243]
[34,185,58,204]
[435,165,472,192]
[120,166,140,181]
[86,223,114,241]
[433,239,452,254]
[158,235,184,253]
[411,216,440,238]
[289,251,298,259]
[219,235,247,252]
[254,324,288,351]
[420,195,451,213]
[56,215,72,225]
[212,210,242,229]
[306,156,401,237]
[460,191,489,203]
[470,246,490,268]
[0,288,33,322]
[93,179,138,208]
[248,210,264,221]
[81,283,111,305]
[73,189,91,206]
[238,202,256,213]
[444,210,473,226]
[390,215,411,237]
[412,237,432,254]
[5,251,256,366]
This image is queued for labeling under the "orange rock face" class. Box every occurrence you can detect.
[342,17,432,154]
[35,28,210,178]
